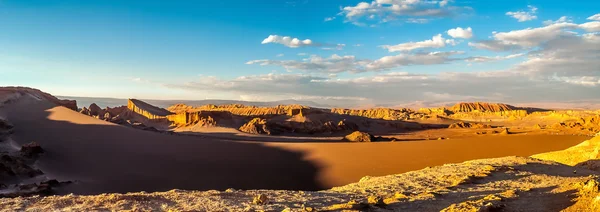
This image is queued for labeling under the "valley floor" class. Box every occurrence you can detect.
[0,96,587,195]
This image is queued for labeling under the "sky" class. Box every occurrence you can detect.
[1,0,599,107]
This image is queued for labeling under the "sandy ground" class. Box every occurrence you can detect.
[2,156,598,211]
[0,96,588,195]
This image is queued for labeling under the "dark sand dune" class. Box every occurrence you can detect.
[0,96,588,195]
[2,98,321,194]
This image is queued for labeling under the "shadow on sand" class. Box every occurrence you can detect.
[2,100,324,195]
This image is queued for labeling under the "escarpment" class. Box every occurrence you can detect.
[450,102,518,113]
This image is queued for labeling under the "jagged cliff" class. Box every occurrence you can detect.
[127,99,174,121]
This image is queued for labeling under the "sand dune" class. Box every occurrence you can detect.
[0,95,587,194]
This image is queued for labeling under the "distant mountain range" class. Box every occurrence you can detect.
[58,96,332,109]
[58,96,600,111]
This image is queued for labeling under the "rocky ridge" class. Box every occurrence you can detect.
[450,102,517,113]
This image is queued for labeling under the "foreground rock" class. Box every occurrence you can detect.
[532,136,600,170]
[20,142,44,158]
[0,118,70,198]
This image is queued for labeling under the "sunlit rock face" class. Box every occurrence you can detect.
[450,102,517,113]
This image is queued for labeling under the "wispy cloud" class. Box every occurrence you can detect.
[506,5,538,22]
[262,35,345,49]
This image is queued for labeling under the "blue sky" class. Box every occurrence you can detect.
[1,0,599,106]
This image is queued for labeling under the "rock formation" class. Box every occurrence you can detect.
[448,121,492,129]
[88,103,103,116]
[168,104,308,117]
[128,99,174,121]
[0,118,70,197]
[417,108,452,116]
[343,131,375,142]
[20,142,44,158]
[239,118,277,135]
[330,108,413,121]
[0,118,14,137]
[499,128,511,135]
[532,136,600,170]
[547,115,600,135]
[450,102,517,113]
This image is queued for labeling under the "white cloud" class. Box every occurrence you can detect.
[447,27,473,39]
[365,51,463,71]
[439,0,449,7]
[468,22,580,50]
[588,13,600,21]
[506,5,538,22]
[166,69,600,107]
[543,16,572,25]
[262,35,313,48]
[465,53,525,63]
[468,40,522,52]
[173,17,600,107]
[247,51,464,73]
[261,35,346,49]
[324,17,336,22]
[276,53,284,57]
[338,0,469,26]
[406,18,429,24]
[579,21,600,32]
[381,34,450,52]
[246,54,369,73]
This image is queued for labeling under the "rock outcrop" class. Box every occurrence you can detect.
[0,118,69,198]
[168,104,308,117]
[0,118,14,138]
[88,103,103,116]
[450,102,517,113]
[20,142,44,158]
[547,115,600,135]
[330,108,413,121]
[532,136,600,170]
[343,131,375,142]
[128,99,174,121]
[448,121,492,129]
[239,118,277,135]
